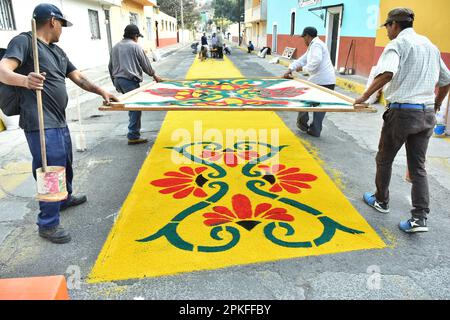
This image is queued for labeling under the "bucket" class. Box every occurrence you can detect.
[36,166,68,202]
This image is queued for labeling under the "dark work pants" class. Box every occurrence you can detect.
[25,127,73,229]
[375,108,436,219]
[297,84,335,136]
[114,77,142,140]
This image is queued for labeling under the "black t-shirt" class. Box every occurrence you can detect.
[4,32,76,131]
[201,36,208,46]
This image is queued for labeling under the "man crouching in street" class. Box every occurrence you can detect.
[109,25,163,145]
[355,8,450,233]
[0,3,119,244]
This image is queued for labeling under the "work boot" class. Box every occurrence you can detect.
[128,138,148,145]
[39,225,71,244]
[60,194,87,211]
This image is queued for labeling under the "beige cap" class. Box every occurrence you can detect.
[381,8,415,27]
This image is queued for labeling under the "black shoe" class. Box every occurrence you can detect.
[60,195,87,211]
[297,122,309,133]
[128,138,148,145]
[307,129,320,138]
[39,225,71,244]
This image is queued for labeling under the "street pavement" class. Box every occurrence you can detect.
[0,45,449,300]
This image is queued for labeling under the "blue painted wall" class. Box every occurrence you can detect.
[267,0,380,38]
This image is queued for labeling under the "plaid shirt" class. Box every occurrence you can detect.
[375,28,450,105]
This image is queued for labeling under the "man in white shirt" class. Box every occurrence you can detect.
[283,27,336,137]
[355,8,450,233]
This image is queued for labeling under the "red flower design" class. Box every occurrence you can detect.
[151,166,209,199]
[258,164,317,194]
[202,148,259,167]
[203,194,294,230]
[260,87,309,98]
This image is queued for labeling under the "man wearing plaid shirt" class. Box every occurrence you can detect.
[355,8,450,233]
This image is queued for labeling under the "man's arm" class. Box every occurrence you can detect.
[284,53,307,79]
[354,48,399,105]
[136,48,162,83]
[67,70,118,104]
[0,58,46,90]
[435,84,450,112]
[354,72,393,104]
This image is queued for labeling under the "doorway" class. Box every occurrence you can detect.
[104,9,113,54]
[326,6,342,67]
[272,24,278,53]
[155,21,160,47]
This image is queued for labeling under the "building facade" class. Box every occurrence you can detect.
[266,0,380,77]
[244,0,267,49]
[0,0,179,70]
[266,0,450,77]
[375,0,450,69]
[0,0,121,70]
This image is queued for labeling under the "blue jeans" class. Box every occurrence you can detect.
[297,84,336,136]
[25,127,74,229]
[114,77,142,140]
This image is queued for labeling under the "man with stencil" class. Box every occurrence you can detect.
[283,27,336,138]
[355,8,450,233]
[0,3,118,244]
[109,24,163,145]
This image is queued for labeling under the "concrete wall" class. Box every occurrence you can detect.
[375,0,450,68]
[266,0,380,76]
[1,0,117,70]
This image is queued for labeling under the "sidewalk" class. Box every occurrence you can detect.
[232,42,370,97]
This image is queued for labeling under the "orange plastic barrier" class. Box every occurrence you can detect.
[0,275,70,300]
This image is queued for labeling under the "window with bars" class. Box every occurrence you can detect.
[0,0,16,31]
[88,9,101,40]
[130,12,139,25]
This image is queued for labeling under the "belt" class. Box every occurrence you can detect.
[388,103,434,110]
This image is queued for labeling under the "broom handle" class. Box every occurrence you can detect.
[31,19,47,172]
[445,92,450,127]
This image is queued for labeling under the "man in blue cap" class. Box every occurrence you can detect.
[0,3,118,244]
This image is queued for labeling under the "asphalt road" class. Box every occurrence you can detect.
[0,46,449,300]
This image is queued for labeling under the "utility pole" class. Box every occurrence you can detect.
[180,0,185,43]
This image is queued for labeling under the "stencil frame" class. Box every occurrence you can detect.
[99,77,375,113]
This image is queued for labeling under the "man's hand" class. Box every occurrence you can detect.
[25,72,46,90]
[283,70,294,79]
[354,94,369,106]
[101,91,119,105]
[153,75,163,83]
[435,104,441,114]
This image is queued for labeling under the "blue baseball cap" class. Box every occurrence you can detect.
[33,3,73,27]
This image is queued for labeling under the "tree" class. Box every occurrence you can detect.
[157,0,200,30]
[213,0,243,23]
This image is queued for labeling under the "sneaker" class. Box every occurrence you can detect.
[296,122,309,133]
[363,192,390,213]
[399,217,429,233]
[60,195,87,211]
[128,138,148,145]
[39,225,71,244]
[307,129,320,138]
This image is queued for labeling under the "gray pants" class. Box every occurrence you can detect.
[375,107,436,219]
[297,84,335,136]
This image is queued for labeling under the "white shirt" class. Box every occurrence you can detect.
[289,37,336,86]
[375,28,450,105]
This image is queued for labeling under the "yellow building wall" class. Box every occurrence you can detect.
[109,1,153,52]
[376,0,450,53]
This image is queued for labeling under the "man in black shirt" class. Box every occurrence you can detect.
[0,3,118,244]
